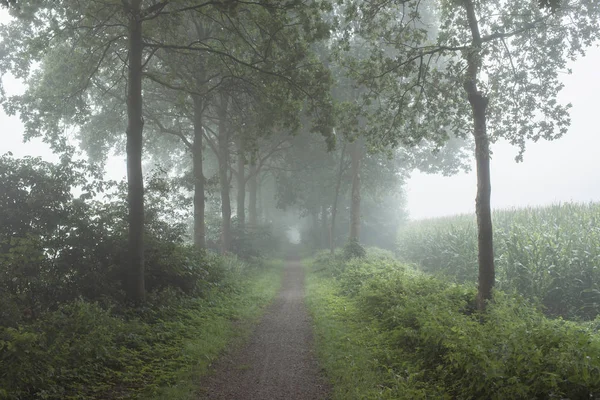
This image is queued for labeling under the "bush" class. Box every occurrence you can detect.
[0,301,130,399]
[365,246,397,260]
[0,155,220,320]
[343,238,367,260]
[310,255,600,399]
[0,156,284,399]
[230,221,280,259]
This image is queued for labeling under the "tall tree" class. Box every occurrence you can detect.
[338,0,600,310]
[348,139,362,243]
[462,0,494,312]
[125,0,145,302]
[217,93,232,254]
[330,142,347,254]
[0,1,179,301]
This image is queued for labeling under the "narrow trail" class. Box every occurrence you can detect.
[199,259,329,400]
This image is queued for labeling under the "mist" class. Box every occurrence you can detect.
[407,45,600,220]
[2,1,600,399]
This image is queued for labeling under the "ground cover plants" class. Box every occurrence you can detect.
[306,250,600,399]
[0,257,282,400]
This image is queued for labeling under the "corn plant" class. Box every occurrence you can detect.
[397,203,600,320]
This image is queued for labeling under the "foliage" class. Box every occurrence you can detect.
[231,221,281,260]
[335,0,600,156]
[0,261,282,399]
[0,155,213,317]
[342,238,367,260]
[307,253,600,399]
[0,155,285,398]
[397,203,600,319]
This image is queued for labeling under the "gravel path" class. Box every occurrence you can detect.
[199,259,329,400]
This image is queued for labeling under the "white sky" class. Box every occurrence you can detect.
[406,46,600,220]
[1,10,599,221]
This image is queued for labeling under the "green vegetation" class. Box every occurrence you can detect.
[307,251,600,399]
[0,154,283,399]
[0,258,282,400]
[397,203,600,319]
[1,0,600,398]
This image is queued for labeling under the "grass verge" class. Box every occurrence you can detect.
[305,259,400,400]
[305,252,600,399]
[0,259,283,400]
[148,259,284,399]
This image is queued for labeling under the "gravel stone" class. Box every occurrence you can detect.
[199,260,329,400]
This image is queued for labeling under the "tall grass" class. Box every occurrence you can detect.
[397,202,600,319]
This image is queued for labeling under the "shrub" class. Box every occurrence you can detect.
[0,155,220,320]
[311,256,600,399]
[343,238,367,260]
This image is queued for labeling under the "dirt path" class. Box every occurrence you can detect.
[199,259,329,400]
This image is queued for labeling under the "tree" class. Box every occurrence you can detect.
[338,0,600,311]
[1,1,335,263]
[124,0,146,302]
[348,138,362,243]
[0,1,175,302]
[329,142,347,254]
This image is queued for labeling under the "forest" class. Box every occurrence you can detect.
[0,0,599,399]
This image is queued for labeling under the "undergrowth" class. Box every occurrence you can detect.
[306,250,600,399]
[0,258,283,400]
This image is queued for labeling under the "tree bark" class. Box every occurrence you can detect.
[321,204,328,249]
[349,140,362,243]
[125,0,145,303]
[236,135,246,230]
[257,175,263,224]
[190,22,207,250]
[330,143,346,254]
[311,209,319,247]
[248,160,258,226]
[218,93,231,254]
[192,94,205,249]
[463,0,495,312]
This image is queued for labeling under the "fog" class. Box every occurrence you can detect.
[3,47,599,221]
[3,2,600,398]
[407,46,600,219]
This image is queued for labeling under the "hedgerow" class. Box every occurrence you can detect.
[308,252,600,399]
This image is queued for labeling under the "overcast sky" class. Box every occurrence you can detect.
[1,10,598,221]
[406,45,600,219]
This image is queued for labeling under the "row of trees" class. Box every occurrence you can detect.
[1,0,599,311]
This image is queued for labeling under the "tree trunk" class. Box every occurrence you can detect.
[190,22,207,250]
[218,93,231,254]
[257,175,263,224]
[330,143,346,254]
[471,94,494,313]
[248,160,258,226]
[349,140,361,243]
[192,94,205,249]
[464,0,495,312]
[125,0,145,303]
[311,209,319,247]
[236,135,246,230]
[321,204,328,249]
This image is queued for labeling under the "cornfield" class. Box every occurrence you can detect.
[397,203,600,320]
